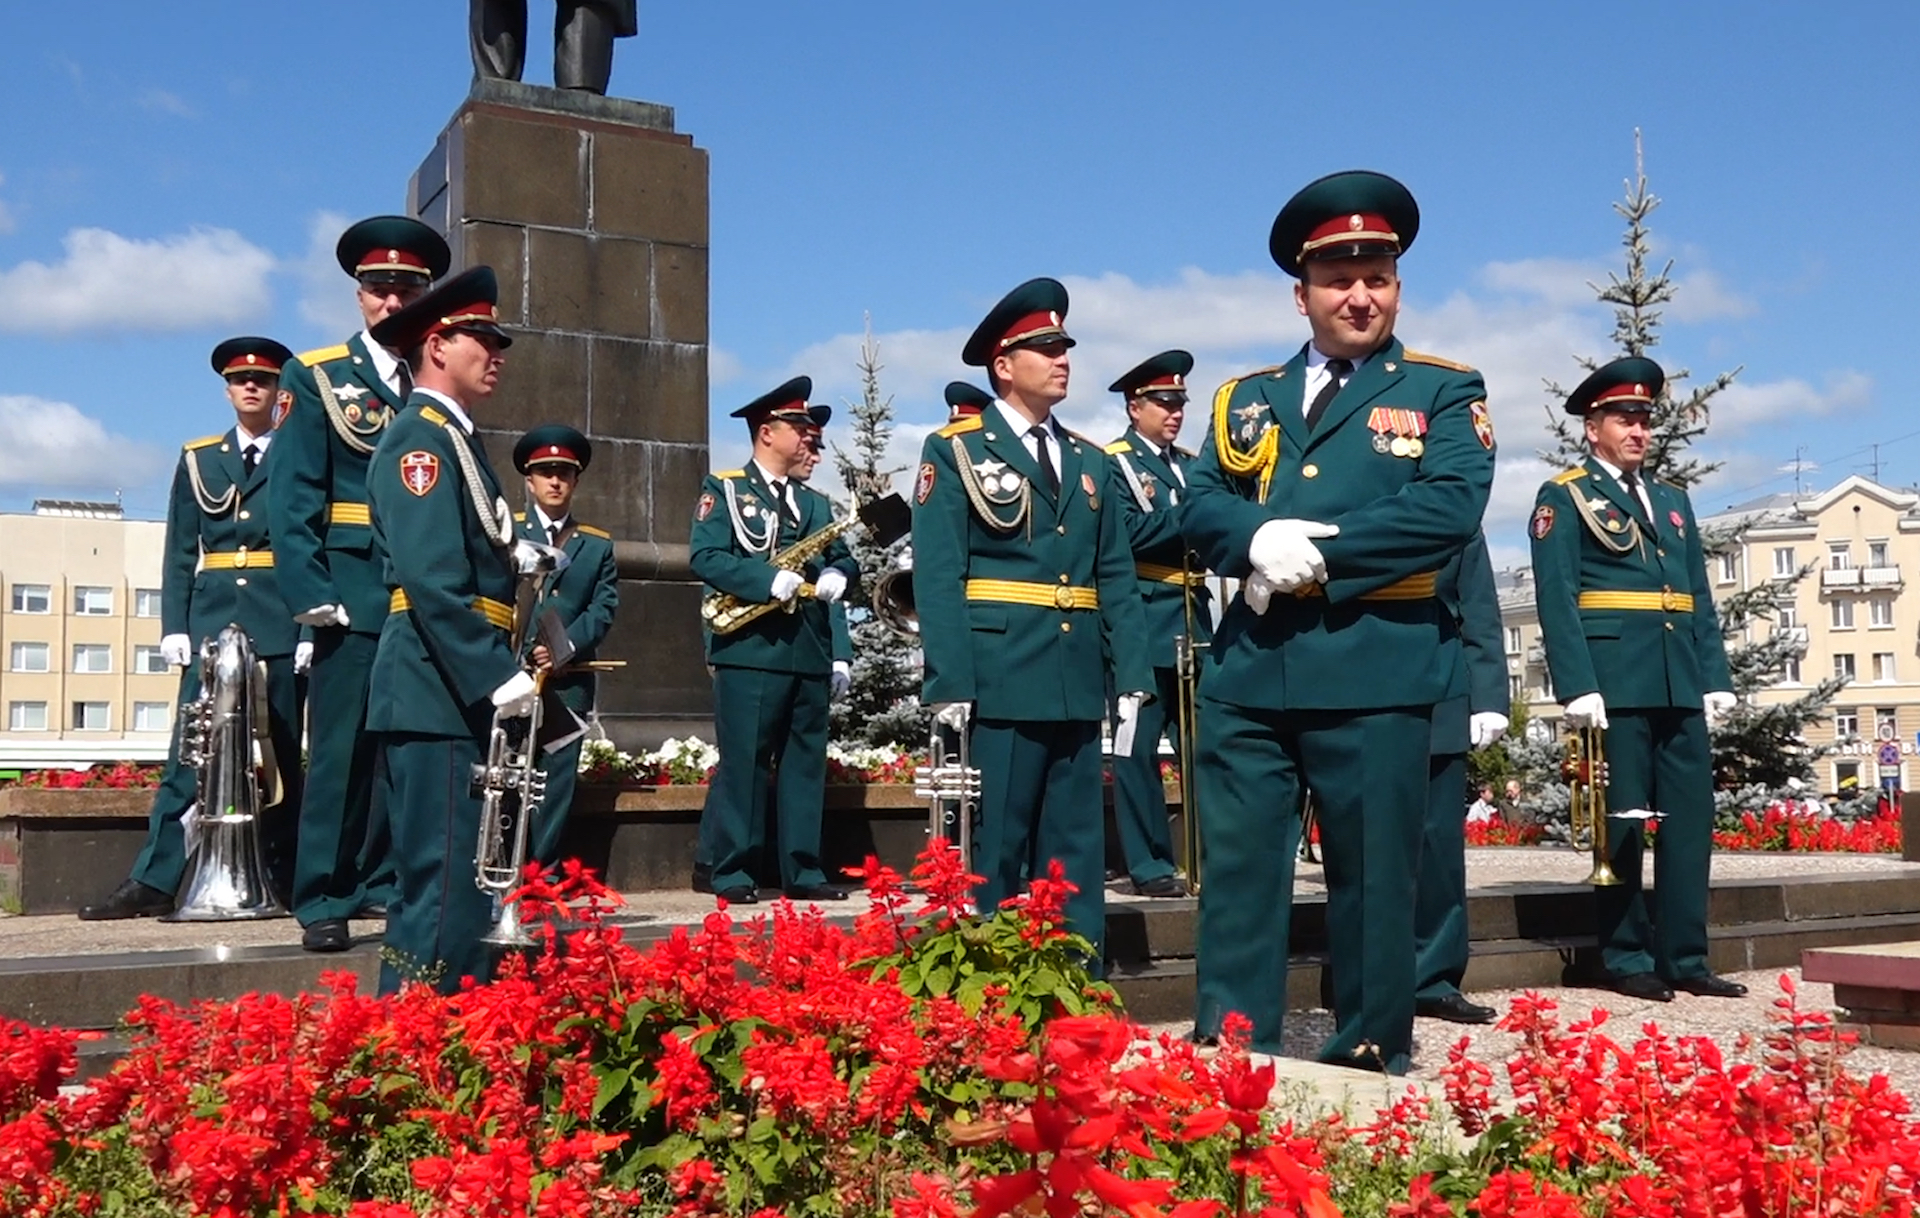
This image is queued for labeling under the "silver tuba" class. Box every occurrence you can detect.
[472,538,571,947]
[166,624,287,921]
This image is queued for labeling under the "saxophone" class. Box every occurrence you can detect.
[701,492,912,636]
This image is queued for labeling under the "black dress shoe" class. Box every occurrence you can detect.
[783,883,850,902]
[302,919,351,953]
[1669,973,1748,998]
[77,879,173,921]
[1415,992,1497,1025]
[1600,971,1675,1002]
[691,863,715,894]
[715,885,758,905]
[354,904,387,919]
[1132,875,1189,898]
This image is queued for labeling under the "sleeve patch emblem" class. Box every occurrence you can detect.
[400,450,441,497]
[1531,504,1554,539]
[1470,400,1495,449]
[273,389,293,428]
[696,492,715,521]
[916,462,936,505]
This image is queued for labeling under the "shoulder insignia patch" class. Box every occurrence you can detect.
[1531,504,1555,539]
[695,492,716,521]
[576,523,611,539]
[184,434,224,451]
[936,414,984,439]
[296,343,351,368]
[1104,440,1132,456]
[712,469,745,480]
[419,406,448,426]
[1470,400,1495,449]
[400,450,441,497]
[273,389,293,427]
[916,461,936,505]
[1551,467,1589,485]
[1402,349,1476,373]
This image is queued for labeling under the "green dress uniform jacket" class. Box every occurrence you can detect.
[367,391,522,994]
[690,465,858,894]
[1182,337,1495,1073]
[271,333,405,924]
[131,429,304,897]
[1529,458,1731,982]
[514,512,620,867]
[1105,428,1212,885]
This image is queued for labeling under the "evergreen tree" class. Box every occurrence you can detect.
[827,322,929,750]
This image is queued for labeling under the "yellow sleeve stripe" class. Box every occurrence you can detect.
[936,415,984,438]
[1551,467,1589,485]
[1402,348,1476,373]
[184,434,224,450]
[296,343,351,367]
[576,523,611,539]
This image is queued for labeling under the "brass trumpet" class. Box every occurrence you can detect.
[1561,726,1621,887]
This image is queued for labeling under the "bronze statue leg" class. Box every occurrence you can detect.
[555,0,617,93]
[470,0,528,82]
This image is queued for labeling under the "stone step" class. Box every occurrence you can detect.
[1802,939,1920,1049]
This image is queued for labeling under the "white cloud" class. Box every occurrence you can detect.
[292,209,361,339]
[0,395,168,492]
[1708,370,1871,434]
[1668,268,1756,322]
[0,227,275,335]
[708,344,745,386]
[1478,257,1611,311]
[136,88,196,118]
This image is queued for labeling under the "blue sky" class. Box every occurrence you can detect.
[0,1,1913,565]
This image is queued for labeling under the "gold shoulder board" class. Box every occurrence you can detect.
[184,434,224,450]
[1402,348,1476,373]
[576,523,612,539]
[420,406,448,426]
[296,343,351,367]
[1551,467,1589,486]
[1104,440,1132,455]
[712,469,745,479]
[513,512,527,522]
[936,415,984,439]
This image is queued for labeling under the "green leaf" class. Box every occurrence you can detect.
[593,1066,630,1117]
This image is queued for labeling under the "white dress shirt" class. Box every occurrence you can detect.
[532,503,571,544]
[1590,455,1655,522]
[995,399,1064,474]
[751,459,799,520]
[360,329,408,399]
[1298,345,1367,418]
[234,423,272,466]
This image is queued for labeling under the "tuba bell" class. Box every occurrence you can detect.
[1561,725,1621,887]
[872,563,918,636]
[165,624,288,921]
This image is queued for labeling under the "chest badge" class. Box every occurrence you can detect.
[973,457,1024,500]
[1233,403,1267,445]
[334,384,369,402]
[1669,508,1685,538]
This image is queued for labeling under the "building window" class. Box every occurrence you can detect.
[70,701,109,731]
[1871,595,1895,628]
[8,701,47,731]
[1773,547,1796,577]
[1832,599,1855,629]
[1870,541,1891,568]
[134,588,162,618]
[9,641,50,672]
[1781,655,1802,684]
[1505,626,1522,655]
[1829,543,1853,570]
[1835,654,1857,682]
[133,701,170,732]
[133,645,170,674]
[1508,673,1523,700]
[72,586,113,616]
[1835,759,1863,794]
[71,644,112,674]
[1717,552,1738,584]
[1836,708,1861,739]
[1878,708,1900,739]
[1778,599,1798,629]
[1875,653,1897,683]
[9,583,51,614]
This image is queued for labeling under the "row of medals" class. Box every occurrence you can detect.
[1372,432,1424,458]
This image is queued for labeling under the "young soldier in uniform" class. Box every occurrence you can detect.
[1529,356,1744,1003]
[364,266,525,995]
[690,378,858,905]
[1184,171,1496,1073]
[271,215,451,953]
[512,424,620,868]
[944,381,993,423]
[911,277,1152,966]
[82,339,308,919]
[1411,530,1508,1024]
[1104,350,1210,898]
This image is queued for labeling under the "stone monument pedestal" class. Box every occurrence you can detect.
[409,79,713,749]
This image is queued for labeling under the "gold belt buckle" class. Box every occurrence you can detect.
[1661,588,1681,611]
[1053,585,1074,610]
[233,547,249,569]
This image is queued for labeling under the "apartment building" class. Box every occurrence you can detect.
[0,500,173,765]
[1496,474,1920,794]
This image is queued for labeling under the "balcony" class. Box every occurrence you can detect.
[1863,565,1903,588]
[1822,567,1862,590]
[1525,645,1546,664]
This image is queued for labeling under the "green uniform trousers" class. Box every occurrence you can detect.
[1194,697,1430,1074]
[1110,665,1182,886]
[970,718,1106,968]
[1412,751,1470,1000]
[292,628,394,923]
[701,666,831,894]
[531,733,583,869]
[376,732,497,996]
[131,658,303,897]
[1598,709,1714,980]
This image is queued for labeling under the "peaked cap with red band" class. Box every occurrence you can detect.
[335,214,452,285]
[209,336,294,379]
[943,380,994,420]
[1267,170,1420,278]
[1108,349,1194,398]
[514,423,593,473]
[368,265,513,351]
[1565,355,1665,416]
[730,375,832,428]
[961,276,1076,367]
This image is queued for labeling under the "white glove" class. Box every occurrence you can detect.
[897,546,914,571]
[1248,519,1339,591]
[295,604,350,629]
[769,570,805,602]
[814,569,848,603]
[490,670,538,718]
[831,660,852,698]
[1563,692,1609,731]
[294,640,314,674]
[1703,691,1736,726]
[932,701,971,730]
[1112,692,1146,756]
[160,634,193,667]
[1242,571,1275,616]
[1469,712,1509,749]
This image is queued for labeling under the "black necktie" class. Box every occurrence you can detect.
[547,522,561,546]
[395,361,413,399]
[242,445,258,477]
[770,479,797,527]
[1029,425,1059,495]
[1621,472,1651,524]
[1304,358,1352,430]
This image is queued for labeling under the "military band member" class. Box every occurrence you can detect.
[363,266,524,995]
[690,378,858,905]
[271,215,451,953]
[1529,356,1744,1003]
[1184,171,1495,1072]
[911,278,1152,965]
[512,424,620,868]
[793,435,855,701]
[944,380,993,423]
[1104,350,1209,898]
[1411,531,1508,1024]
[82,339,307,919]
